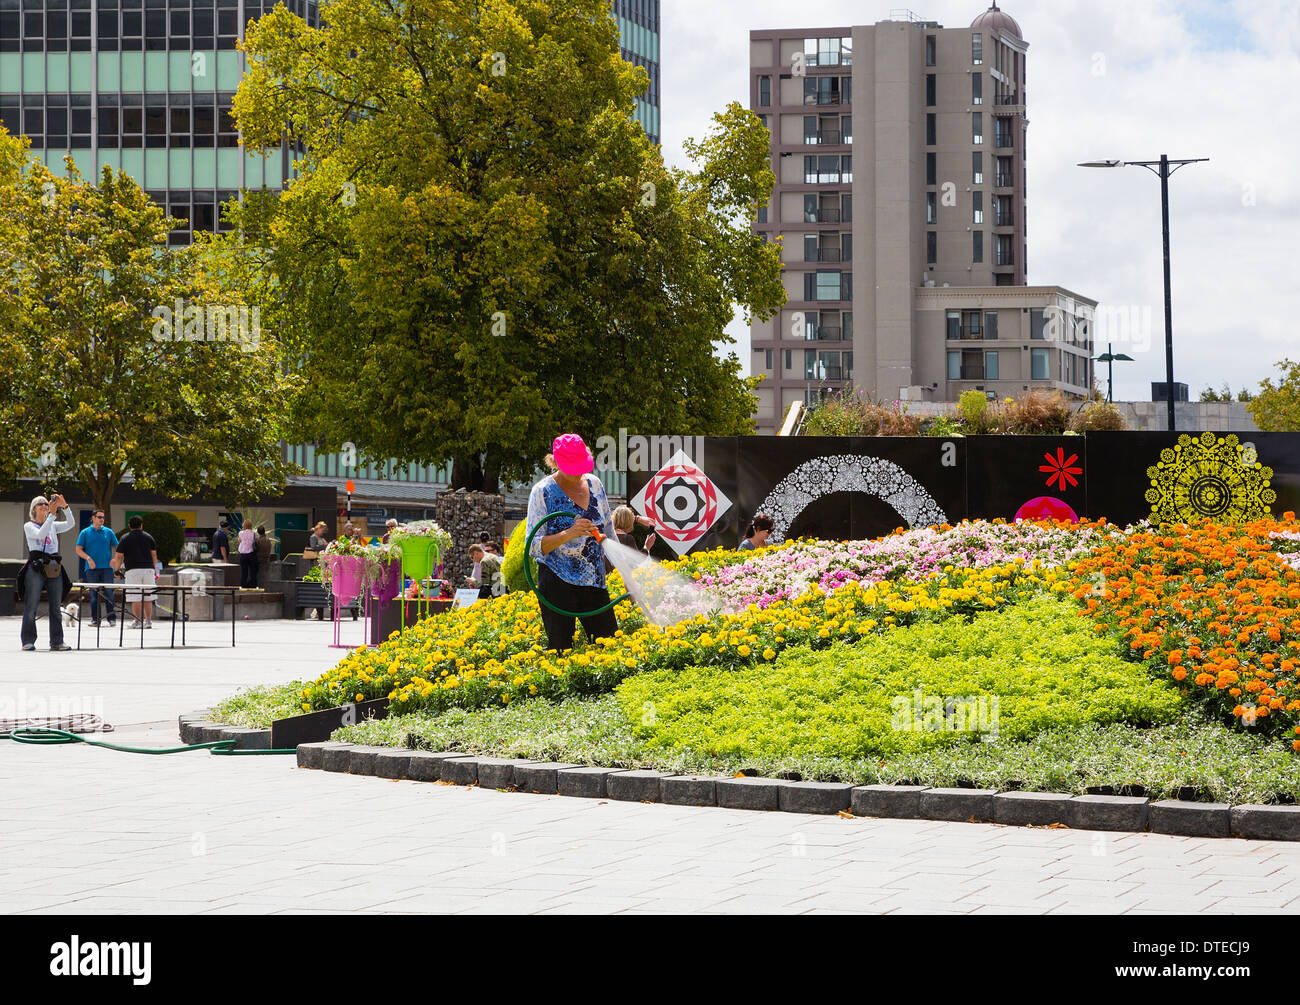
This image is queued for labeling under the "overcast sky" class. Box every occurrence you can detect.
[658,0,1300,401]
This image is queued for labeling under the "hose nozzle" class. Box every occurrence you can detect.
[592,529,605,544]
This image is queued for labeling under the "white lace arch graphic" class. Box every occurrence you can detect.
[755,454,948,543]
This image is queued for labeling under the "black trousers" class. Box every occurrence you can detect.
[537,563,617,652]
[239,552,258,588]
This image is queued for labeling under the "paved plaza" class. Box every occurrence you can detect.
[3,619,1300,914]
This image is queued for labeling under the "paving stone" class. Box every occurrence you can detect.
[179,719,214,745]
[513,762,579,794]
[993,791,1072,827]
[661,775,718,807]
[321,743,357,773]
[606,770,673,803]
[852,785,929,819]
[715,776,783,811]
[557,766,625,799]
[475,758,525,790]
[778,781,853,815]
[372,749,412,780]
[1069,795,1150,832]
[296,741,348,769]
[194,723,228,744]
[438,756,480,786]
[404,751,472,782]
[343,745,400,776]
[1230,805,1300,842]
[218,726,271,751]
[920,788,997,823]
[1149,800,1231,839]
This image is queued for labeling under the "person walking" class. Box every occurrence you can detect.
[211,519,231,563]
[75,508,118,628]
[526,433,621,651]
[235,519,257,589]
[113,515,159,630]
[19,493,74,651]
[255,525,274,589]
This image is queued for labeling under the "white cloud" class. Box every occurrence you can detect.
[669,0,1300,399]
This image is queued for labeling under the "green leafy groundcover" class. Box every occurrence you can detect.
[336,700,1300,805]
[616,595,1183,758]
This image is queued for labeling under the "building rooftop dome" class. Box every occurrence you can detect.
[971,2,1022,38]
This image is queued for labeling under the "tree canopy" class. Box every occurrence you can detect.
[227,0,784,492]
[1247,361,1300,431]
[0,127,301,522]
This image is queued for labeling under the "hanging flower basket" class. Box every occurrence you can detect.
[326,554,367,606]
[370,556,403,602]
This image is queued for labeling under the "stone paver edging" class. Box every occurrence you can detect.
[177,712,1300,842]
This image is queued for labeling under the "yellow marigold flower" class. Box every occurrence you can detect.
[763,648,776,660]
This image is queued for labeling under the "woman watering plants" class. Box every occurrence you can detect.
[526,433,621,651]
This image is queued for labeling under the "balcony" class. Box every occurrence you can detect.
[959,365,985,380]
[948,329,984,341]
[805,247,842,262]
[808,92,843,106]
[994,93,1022,106]
[807,208,841,223]
[805,129,842,144]
[994,173,1014,188]
[806,326,843,341]
[994,212,1014,227]
[994,255,1015,267]
[995,134,1014,149]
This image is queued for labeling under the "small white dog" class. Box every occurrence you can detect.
[62,603,80,628]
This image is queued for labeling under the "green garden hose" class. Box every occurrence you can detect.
[4,727,296,755]
[523,511,629,618]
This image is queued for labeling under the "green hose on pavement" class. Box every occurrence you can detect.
[523,511,629,618]
[4,728,296,755]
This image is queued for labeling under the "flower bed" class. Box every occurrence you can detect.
[222,515,1300,787]
[1073,515,1300,750]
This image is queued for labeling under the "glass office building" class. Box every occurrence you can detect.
[1,0,661,244]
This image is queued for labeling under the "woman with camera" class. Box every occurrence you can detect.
[19,493,75,651]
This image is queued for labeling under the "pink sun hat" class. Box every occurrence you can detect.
[552,433,594,476]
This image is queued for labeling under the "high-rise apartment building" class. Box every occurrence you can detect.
[613,0,659,144]
[749,4,1097,432]
[1,0,660,244]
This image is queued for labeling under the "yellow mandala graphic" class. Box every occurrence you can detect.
[1145,432,1275,523]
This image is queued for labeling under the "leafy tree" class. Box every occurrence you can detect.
[227,0,784,493]
[1199,383,1256,403]
[1247,361,1300,431]
[0,142,302,524]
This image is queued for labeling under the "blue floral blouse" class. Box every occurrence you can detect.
[526,473,618,588]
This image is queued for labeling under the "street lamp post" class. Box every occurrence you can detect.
[1078,155,1208,432]
[1094,343,1134,403]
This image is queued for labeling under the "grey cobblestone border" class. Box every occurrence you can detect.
[178,713,1300,841]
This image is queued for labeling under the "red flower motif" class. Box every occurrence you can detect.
[1039,447,1082,492]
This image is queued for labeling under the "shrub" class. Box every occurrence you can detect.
[803,389,922,436]
[1070,400,1127,432]
[923,414,964,437]
[996,390,1071,435]
[501,523,537,594]
[139,510,184,565]
[957,390,990,430]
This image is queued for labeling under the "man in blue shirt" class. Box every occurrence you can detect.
[75,509,119,627]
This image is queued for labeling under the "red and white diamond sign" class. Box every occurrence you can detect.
[631,450,731,557]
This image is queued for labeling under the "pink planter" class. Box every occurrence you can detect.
[370,558,402,603]
[328,555,367,606]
